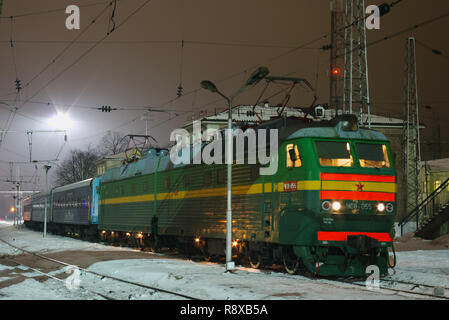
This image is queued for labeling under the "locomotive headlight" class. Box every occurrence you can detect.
[377,203,386,212]
[332,201,341,211]
[322,201,331,211]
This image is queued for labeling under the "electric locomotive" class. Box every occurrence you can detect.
[99,114,396,277]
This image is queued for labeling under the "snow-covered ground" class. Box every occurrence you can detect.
[0,222,447,300]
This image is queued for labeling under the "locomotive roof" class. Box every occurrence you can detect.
[52,178,93,194]
[257,115,388,142]
[101,115,388,183]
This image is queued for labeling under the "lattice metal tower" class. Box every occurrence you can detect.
[329,0,371,127]
[403,37,421,218]
[330,0,345,112]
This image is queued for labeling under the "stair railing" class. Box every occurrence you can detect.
[399,177,449,236]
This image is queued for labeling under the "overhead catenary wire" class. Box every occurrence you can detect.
[1,16,22,150]
[0,0,154,162]
[0,1,117,151]
[0,99,192,113]
[0,39,322,50]
[3,1,449,151]
[0,0,117,19]
[20,1,119,96]
[16,0,154,113]
[363,11,449,54]
[142,8,449,135]
[415,39,449,62]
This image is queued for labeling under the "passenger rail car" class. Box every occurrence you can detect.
[98,115,397,277]
[26,178,100,238]
[23,196,31,223]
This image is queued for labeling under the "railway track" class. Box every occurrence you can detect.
[249,264,449,299]
[1,232,447,300]
[331,277,449,299]
[0,255,117,300]
[0,237,201,300]
[176,250,449,299]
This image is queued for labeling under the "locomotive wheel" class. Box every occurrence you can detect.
[282,246,300,275]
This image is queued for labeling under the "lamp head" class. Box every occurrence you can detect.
[245,66,270,86]
[200,80,218,93]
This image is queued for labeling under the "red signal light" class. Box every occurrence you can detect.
[332,67,341,76]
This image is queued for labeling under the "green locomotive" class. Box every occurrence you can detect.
[99,114,396,277]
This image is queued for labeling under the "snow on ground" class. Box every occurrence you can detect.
[0,223,448,300]
[386,250,449,289]
[0,222,129,255]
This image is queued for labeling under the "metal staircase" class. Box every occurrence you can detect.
[399,177,449,239]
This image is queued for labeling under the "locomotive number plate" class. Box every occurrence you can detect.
[283,181,297,192]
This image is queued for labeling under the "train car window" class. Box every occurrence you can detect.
[204,171,212,186]
[286,144,300,168]
[356,143,391,168]
[143,182,149,192]
[315,141,353,167]
[131,183,136,193]
[250,165,260,179]
[165,178,171,189]
[217,168,226,185]
[183,175,190,187]
[286,144,301,168]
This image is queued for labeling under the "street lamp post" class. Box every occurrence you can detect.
[43,164,52,238]
[200,67,269,271]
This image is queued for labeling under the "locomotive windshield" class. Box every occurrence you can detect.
[356,143,391,169]
[315,141,354,167]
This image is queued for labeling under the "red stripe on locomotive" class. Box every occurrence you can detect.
[320,173,395,183]
[317,231,392,242]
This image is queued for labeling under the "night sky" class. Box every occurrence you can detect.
[0,0,448,213]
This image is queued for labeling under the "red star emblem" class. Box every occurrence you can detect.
[173,189,178,195]
[356,182,364,191]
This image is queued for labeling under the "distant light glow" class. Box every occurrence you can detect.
[48,112,73,130]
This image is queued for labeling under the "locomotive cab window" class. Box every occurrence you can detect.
[356,143,391,168]
[315,141,353,167]
[286,144,301,168]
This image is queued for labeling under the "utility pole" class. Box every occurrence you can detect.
[15,167,20,226]
[329,0,371,127]
[201,67,269,272]
[43,164,52,238]
[403,37,421,227]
